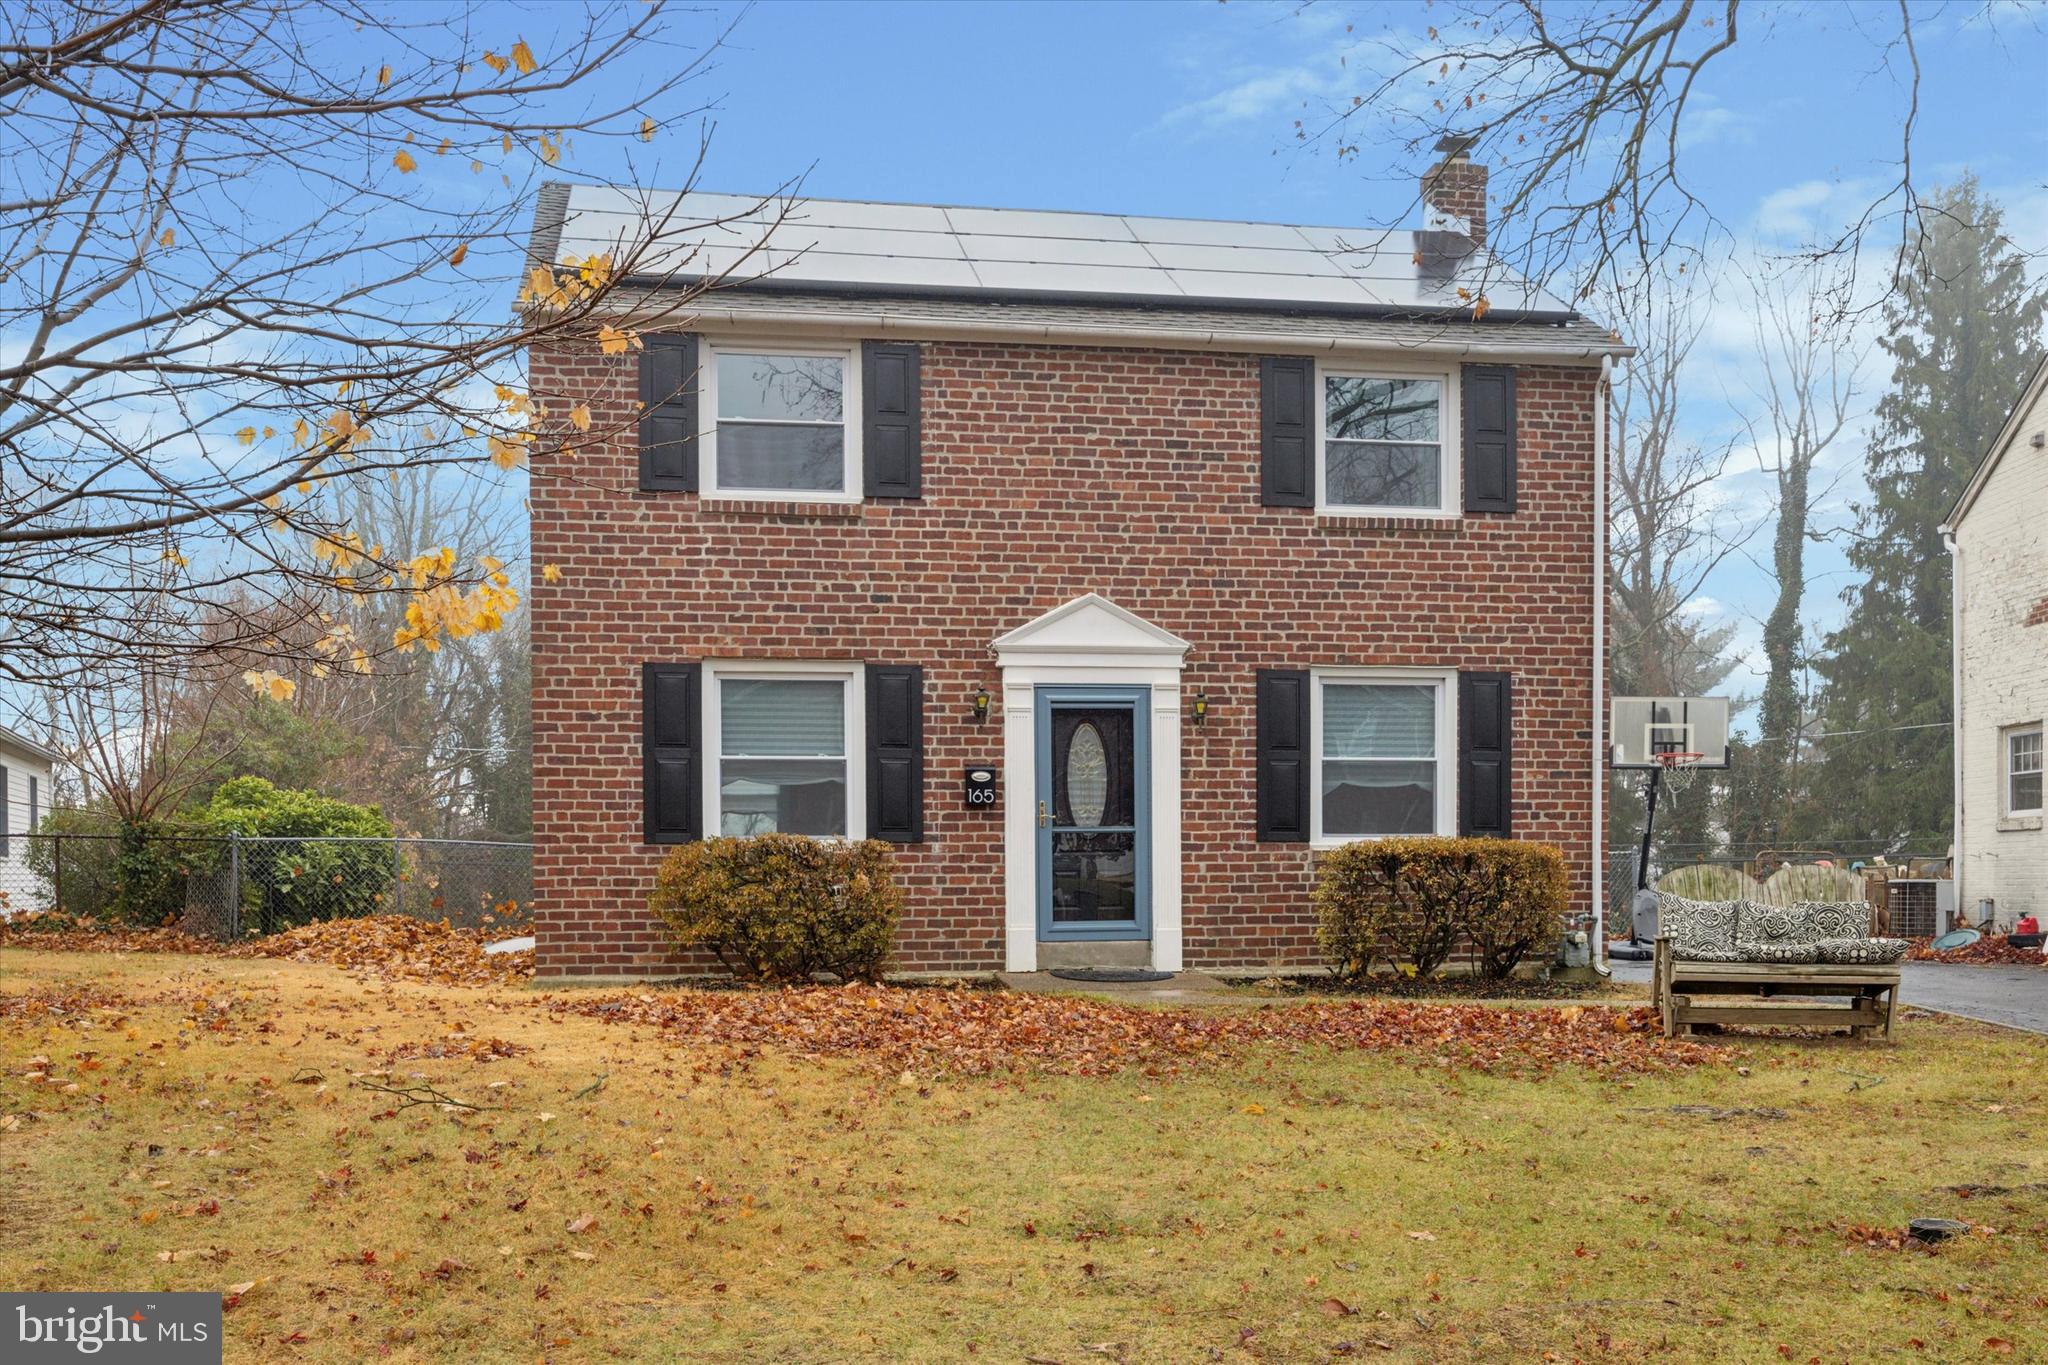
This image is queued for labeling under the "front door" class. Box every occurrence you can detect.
[1035,687,1150,941]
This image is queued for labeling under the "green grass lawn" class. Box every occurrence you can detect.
[2,948,2042,1362]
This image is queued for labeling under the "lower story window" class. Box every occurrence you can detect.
[710,667,860,837]
[2008,724,2044,816]
[1313,671,1452,842]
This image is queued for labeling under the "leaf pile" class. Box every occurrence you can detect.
[0,910,216,956]
[233,916,535,987]
[0,909,533,988]
[549,987,1726,1079]
[1905,936,2048,966]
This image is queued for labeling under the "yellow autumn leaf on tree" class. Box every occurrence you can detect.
[377,63,391,87]
[501,132,513,154]
[157,227,175,248]
[241,670,296,702]
[161,547,188,568]
[511,39,537,75]
[262,425,275,439]
[640,117,655,142]
[488,436,526,470]
[536,134,559,165]
[435,137,450,155]
[596,324,639,356]
[541,563,563,583]
[568,403,591,432]
[470,159,483,174]
[235,426,256,445]
[449,242,468,267]
[393,149,417,173]
[482,50,508,74]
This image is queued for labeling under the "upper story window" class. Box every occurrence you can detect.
[706,663,863,838]
[2008,724,2044,817]
[1310,669,1455,845]
[705,346,860,501]
[1318,370,1453,514]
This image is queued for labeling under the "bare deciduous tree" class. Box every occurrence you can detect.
[1606,281,1749,697]
[1298,1,2021,307]
[1728,272,1861,841]
[0,0,776,694]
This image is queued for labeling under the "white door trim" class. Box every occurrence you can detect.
[993,596,1188,973]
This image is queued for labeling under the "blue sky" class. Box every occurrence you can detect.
[556,0,2048,723]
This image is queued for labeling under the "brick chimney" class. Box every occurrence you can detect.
[1421,134,1488,246]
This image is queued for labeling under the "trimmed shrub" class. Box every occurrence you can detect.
[1313,836,1571,981]
[1460,842,1572,979]
[649,835,900,984]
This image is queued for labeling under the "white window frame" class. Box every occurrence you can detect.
[701,660,866,840]
[1314,359,1460,517]
[700,340,863,504]
[2006,723,2044,817]
[1309,666,1458,848]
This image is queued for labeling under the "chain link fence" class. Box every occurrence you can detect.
[0,832,531,940]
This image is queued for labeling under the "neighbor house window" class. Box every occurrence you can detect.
[1319,371,1450,512]
[2008,725,2044,816]
[1311,670,1454,843]
[706,346,858,499]
[706,665,862,838]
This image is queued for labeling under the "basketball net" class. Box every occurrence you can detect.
[1650,750,1707,809]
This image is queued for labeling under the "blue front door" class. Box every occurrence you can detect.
[1036,687,1151,941]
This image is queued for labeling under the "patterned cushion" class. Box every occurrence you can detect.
[1816,936,1908,964]
[1795,900,1869,941]
[1658,893,1742,961]
[1737,901,1822,958]
[1739,940,1819,964]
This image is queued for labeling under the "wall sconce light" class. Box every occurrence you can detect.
[1191,690,1209,725]
[972,687,991,724]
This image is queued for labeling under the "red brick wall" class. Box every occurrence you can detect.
[529,337,1599,979]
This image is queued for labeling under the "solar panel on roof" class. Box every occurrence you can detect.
[549,188,1576,318]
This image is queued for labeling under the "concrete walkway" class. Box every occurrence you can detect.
[1609,957,2048,1034]
[997,971,1293,1006]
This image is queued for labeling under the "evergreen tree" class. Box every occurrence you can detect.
[1806,177,2047,851]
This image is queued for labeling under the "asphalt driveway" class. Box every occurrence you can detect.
[1609,957,2048,1034]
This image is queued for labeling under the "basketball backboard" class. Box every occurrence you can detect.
[1609,696,1732,769]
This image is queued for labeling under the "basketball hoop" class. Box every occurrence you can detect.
[1653,751,1707,769]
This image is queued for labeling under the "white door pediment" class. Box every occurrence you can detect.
[990,593,1191,665]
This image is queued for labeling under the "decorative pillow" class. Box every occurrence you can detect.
[1738,901,1821,953]
[1816,936,1908,965]
[1739,940,1819,964]
[1658,893,1742,961]
[1796,900,1870,942]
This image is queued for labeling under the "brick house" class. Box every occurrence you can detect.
[527,147,1627,980]
[1945,352,2048,929]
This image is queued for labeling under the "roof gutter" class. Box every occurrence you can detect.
[657,299,1631,363]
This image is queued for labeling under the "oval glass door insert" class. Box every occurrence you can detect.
[1066,722,1108,826]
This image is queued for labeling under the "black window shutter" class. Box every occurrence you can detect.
[643,663,700,843]
[639,334,698,492]
[862,341,922,499]
[1461,363,1517,513]
[865,664,924,842]
[1255,669,1311,841]
[0,763,9,858]
[1458,670,1513,838]
[1259,356,1314,507]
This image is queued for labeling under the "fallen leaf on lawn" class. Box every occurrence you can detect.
[538,1112,557,1123]
[1241,1103,1266,1115]
[570,1250,597,1261]
[1407,1230,1437,1241]
[1321,1297,1359,1317]
[565,1214,597,1235]
[156,1249,213,1262]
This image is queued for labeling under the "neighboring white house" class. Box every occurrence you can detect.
[1946,353,2048,930]
[0,722,63,915]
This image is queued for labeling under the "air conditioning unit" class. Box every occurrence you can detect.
[1883,879,1955,937]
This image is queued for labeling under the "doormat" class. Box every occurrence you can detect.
[1048,968,1174,984]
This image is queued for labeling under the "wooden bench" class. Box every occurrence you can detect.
[1652,937,1900,1039]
